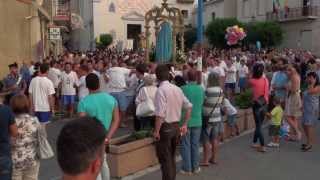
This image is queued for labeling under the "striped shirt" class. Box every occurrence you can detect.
[203,87,224,123]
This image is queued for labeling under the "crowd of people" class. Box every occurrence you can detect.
[0,47,319,180]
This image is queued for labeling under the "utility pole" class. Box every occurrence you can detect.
[197,0,204,44]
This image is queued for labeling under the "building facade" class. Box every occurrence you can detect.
[0,0,63,77]
[93,0,195,50]
[192,0,320,55]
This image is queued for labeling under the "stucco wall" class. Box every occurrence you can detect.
[0,0,32,78]
[93,0,194,49]
[280,19,320,56]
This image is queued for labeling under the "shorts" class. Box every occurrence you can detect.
[225,83,236,91]
[62,95,76,106]
[269,125,280,137]
[201,122,224,143]
[35,112,51,123]
[227,114,237,126]
[238,77,246,89]
[110,92,130,112]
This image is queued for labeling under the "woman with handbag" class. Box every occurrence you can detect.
[10,94,41,180]
[249,63,269,153]
[200,72,224,166]
[135,75,157,130]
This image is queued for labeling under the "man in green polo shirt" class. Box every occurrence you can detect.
[180,69,205,175]
[78,73,120,180]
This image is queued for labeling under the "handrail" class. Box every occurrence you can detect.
[266,6,319,21]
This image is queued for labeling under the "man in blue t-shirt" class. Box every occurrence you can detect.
[271,58,288,102]
[78,73,120,180]
[0,90,18,180]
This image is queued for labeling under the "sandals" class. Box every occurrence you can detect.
[200,162,210,167]
[209,159,218,165]
[301,145,312,152]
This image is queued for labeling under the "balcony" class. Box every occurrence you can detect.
[177,0,194,4]
[53,0,70,21]
[266,6,319,22]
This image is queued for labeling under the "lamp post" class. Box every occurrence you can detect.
[196,0,204,84]
[197,0,204,44]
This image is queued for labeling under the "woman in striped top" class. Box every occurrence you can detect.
[200,72,224,166]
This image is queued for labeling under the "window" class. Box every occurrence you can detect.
[109,2,115,13]
[257,0,265,15]
[211,12,216,20]
[181,10,189,19]
[242,0,250,18]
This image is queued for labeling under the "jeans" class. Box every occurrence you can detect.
[252,103,266,146]
[0,155,12,180]
[96,153,110,180]
[180,127,201,172]
[12,161,40,180]
[156,122,179,180]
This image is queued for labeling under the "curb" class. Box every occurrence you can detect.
[118,127,258,180]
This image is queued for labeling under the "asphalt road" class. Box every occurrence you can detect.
[40,119,320,180]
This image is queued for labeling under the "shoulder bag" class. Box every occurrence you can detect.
[136,87,155,117]
[37,125,54,160]
[203,90,223,127]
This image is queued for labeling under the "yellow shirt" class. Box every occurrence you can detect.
[271,105,283,126]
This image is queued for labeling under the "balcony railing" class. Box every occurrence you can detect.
[177,0,194,4]
[266,6,319,22]
[53,0,70,21]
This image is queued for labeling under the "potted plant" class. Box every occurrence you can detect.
[107,130,158,178]
[235,90,255,130]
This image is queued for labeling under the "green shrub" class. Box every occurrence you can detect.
[235,90,253,109]
[96,34,113,49]
[131,130,152,140]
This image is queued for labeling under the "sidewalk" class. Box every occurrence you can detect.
[136,124,320,180]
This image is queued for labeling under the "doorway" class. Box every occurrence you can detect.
[127,24,141,50]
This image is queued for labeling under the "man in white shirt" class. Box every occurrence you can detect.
[106,61,131,127]
[29,63,55,124]
[48,61,62,111]
[208,59,225,88]
[237,59,249,93]
[78,64,89,100]
[48,61,62,90]
[225,60,237,99]
[60,63,79,117]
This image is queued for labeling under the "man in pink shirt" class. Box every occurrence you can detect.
[153,65,192,180]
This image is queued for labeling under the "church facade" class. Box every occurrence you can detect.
[93,0,195,50]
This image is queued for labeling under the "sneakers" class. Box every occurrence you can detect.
[179,170,192,176]
[180,168,201,176]
[193,167,201,174]
[267,142,280,148]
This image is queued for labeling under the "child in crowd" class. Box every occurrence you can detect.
[222,98,240,137]
[266,97,283,148]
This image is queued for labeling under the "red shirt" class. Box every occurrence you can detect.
[249,77,269,103]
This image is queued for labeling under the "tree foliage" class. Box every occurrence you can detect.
[96,34,113,49]
[184,28,197,50]
[245,21,283,47]
[205,18,244,48]
[205,18,283,48]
